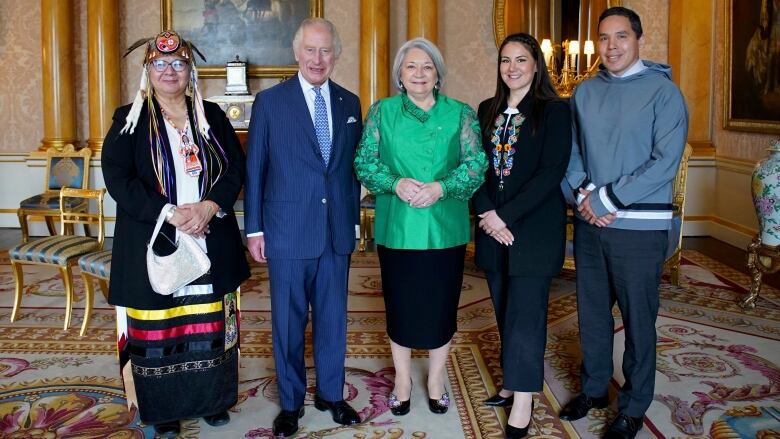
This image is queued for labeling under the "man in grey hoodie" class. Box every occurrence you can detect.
[560,7,688,439]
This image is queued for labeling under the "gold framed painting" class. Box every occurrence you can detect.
[161,0,323,78]
[724,0,780,134]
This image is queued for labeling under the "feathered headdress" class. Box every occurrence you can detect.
[120,31,211,139]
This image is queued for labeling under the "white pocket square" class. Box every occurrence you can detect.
[347,116,358,124]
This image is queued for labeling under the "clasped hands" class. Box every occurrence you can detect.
[577,188,616,227]
[478,210,513,246]
[167,200,219,239]
[395,178,443,208]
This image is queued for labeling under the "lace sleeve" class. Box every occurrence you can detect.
[439,105,488,200]
[354,101,400,194]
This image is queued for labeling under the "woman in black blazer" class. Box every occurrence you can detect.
[472,33,571,439]
[101,31,249,438]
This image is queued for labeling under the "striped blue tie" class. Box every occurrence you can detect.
[313,86,331,164]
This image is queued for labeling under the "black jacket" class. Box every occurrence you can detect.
[101,98,250,309]
[472,95,571,277]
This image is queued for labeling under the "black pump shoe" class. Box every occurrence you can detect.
[388,393,411,416]
[485,393,514,407]
[153,420,180,439]
[505,400,534,439]
[428,391,450,414]
[388,378,412,416]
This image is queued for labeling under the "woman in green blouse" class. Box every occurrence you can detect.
[354,37,487,417]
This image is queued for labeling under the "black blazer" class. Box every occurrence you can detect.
[101,98,250,309]
[472,95,572,277]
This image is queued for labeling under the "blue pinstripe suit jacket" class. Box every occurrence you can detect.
[244,75,363,258]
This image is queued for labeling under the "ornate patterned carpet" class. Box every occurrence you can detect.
[0,249,778,438]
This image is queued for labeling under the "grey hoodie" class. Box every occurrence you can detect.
[565,60,689,231]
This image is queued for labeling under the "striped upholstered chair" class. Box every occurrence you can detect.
[9,187,106,335]
[77,249,111,335]
[17,144,92,243]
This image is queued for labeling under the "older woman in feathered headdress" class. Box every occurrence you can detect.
[101,30,249,438]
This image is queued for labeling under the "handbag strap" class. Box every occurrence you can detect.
[149,204,175,249]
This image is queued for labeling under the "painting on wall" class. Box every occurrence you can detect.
[161,0,323,78]
[724,0,780,134]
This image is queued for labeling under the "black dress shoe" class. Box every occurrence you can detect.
[485,393,514,407]
[314,395,360,425]
[559,393,609,421]
[505,400,534,439]
[203,410,230,427]
[604,413,643,439]
[153,420,180,439]
[273,407,304,437]
[428,391,450,414]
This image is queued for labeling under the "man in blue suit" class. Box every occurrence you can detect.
[245,17,363,437]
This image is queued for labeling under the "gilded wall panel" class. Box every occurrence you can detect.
[0,0,43,153]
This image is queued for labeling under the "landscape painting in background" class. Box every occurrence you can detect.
[725,0,780,134]
[162,0,323,78]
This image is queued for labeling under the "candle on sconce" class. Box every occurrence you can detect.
[583,40,595,69]
[568,40,580,71]
[541,39,553,67]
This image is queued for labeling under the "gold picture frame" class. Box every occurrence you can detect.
[723,0,780,134]
[161,0,323,78]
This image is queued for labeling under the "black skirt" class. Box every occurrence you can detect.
[377,245,466,349]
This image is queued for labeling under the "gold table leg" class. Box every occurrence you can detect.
[742,237,780,309]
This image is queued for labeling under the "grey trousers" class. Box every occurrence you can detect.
[574,219,668,417]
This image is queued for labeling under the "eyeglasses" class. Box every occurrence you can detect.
[149,59,189,72]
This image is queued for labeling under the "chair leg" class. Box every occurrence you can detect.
[98,279,109,301]
[670,260,681,286]
[83,223,92,238]
[80,273,94,336]
[45,216,57,236]
[60,266,74,331]
[17,210,30,243]
[668,250,682,286]
[10,262,24,322]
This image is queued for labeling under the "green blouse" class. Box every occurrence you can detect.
[354,93,487,250]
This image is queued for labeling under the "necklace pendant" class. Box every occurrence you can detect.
[498,182,504,191]
[184,152,202,177]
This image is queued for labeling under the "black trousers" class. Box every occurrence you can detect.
[486,264,552,392]
[574,219,667,417]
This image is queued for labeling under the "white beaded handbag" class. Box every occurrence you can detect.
[146,204,211,295]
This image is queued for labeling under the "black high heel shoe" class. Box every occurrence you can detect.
[388,379,412,416]
[428,391,450,414]
[485,392,514,407]
[505,400,534,439]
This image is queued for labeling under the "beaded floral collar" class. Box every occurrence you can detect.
[491,107,526,190]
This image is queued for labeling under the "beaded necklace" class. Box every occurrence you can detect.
[491,107,526,191]
[161,107,202,177]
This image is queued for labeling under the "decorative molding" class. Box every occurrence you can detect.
[716,157,757,175]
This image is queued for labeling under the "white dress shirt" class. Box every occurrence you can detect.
[297,71,334,140]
